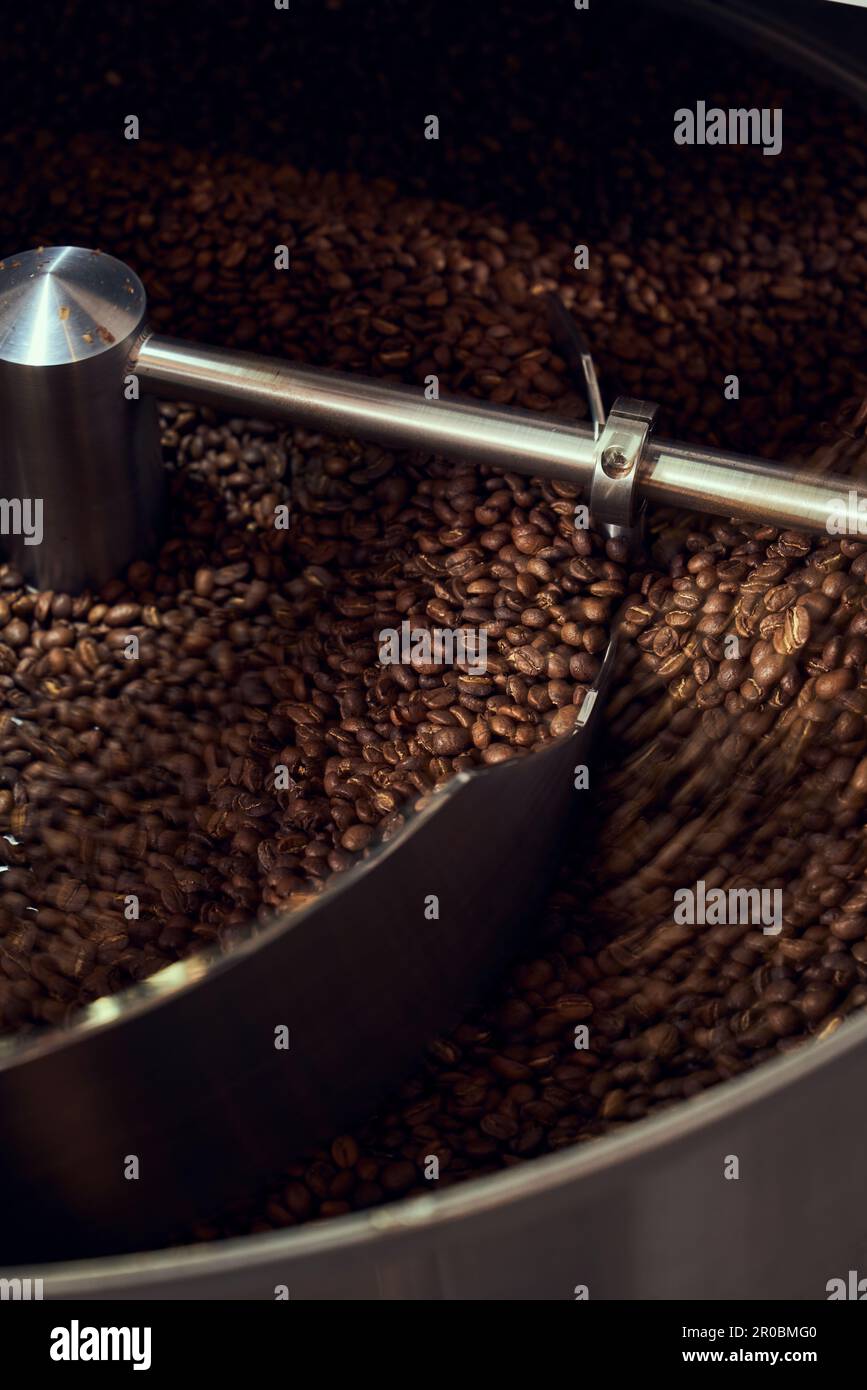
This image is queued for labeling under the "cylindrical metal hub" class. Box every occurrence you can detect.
[0,247,164,591]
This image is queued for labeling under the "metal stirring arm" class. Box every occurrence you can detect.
[0,244,864,591]
[134,331,857,538]
[542,290,606,441]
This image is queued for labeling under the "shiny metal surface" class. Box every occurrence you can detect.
[545,295,643,553]
[14,1002,867,1299]
[641,438,857,533]
[542,292,606,439]
[0,248,164,589]
[0,247,146,365]
[660,0,867,115]
[0,658,611,1266]
[135,332,867,538]
[133,333,598,486]
[590,397,658,531]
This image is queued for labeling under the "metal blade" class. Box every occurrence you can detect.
[0,641,617,1263]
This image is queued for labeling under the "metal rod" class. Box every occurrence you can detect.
[641,439,850,535]
[133,334,597,487]
[135,332,865,538]
[543,293,606,438]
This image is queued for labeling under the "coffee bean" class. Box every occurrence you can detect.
[331,1135,360,1170]
[430,727,472,756]
[815,669,854,701]
[380,1161,417,1194]
[511,646,547,678]
[549,706,580,737]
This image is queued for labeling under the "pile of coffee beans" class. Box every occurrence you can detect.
[2,0,867,1240]
[0,402,621,1030]
[200,416,867,1239]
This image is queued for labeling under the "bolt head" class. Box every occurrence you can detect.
[601,445,630,478]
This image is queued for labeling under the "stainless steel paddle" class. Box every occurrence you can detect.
[0,654,613,1262]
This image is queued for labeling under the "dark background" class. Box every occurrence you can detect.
[0,0,865,457]
[0,0,847,218]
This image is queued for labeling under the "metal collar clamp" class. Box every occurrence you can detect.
[589,396,658,534]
